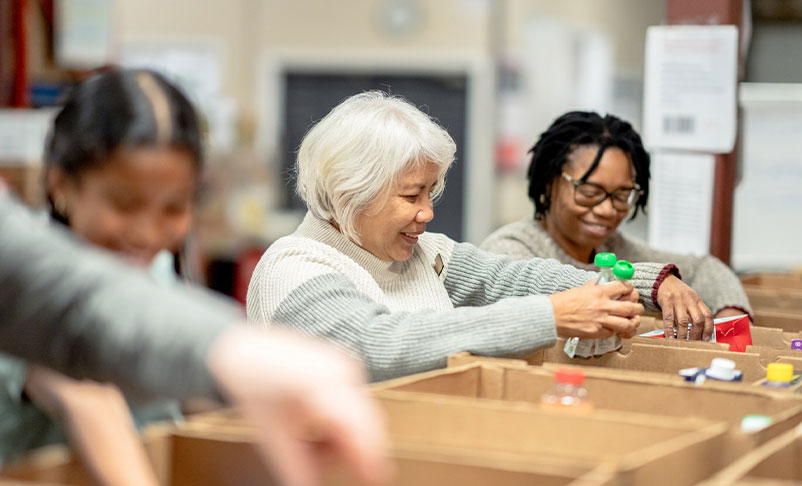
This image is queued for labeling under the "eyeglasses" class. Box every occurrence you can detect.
[561,172,642,211]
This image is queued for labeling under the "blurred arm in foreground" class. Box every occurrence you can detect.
[0,191,388,486]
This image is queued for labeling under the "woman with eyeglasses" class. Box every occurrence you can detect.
[481,111,751,332]
[247,93,722,386]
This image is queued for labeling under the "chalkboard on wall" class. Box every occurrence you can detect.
[281,72,468,241]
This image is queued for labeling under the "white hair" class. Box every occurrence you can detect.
[295,91,456,244]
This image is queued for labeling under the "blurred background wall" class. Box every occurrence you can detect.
[2,0,801,298]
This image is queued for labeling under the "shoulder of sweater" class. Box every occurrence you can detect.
[604,231,705,265]
[261,234,360,269]
[483,218,539,243]
[483,218,568,259]
[417,232,456,265]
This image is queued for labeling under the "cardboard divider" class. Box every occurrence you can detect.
[384,362,802,462]
[741,273,802,290]
[741,273,802,315]
[628,334,802,386]
[739,273,802,333]
[750,326,797,348]
[519,339,802,383]
[373,385,727,486]
[746,288,802,313]
[0,423,175,485]
[0,413,619,486]
[698,423,802,486]
[753,308,802,332]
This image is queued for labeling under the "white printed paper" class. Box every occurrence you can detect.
[55,0,116,68]
[648,151,716,256]
[0,109,56,165]
[643,25,738,153]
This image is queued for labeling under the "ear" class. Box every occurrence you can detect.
[542,181,553,204]
[44,166,75,212]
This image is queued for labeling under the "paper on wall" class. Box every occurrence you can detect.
[648,151,715,256]
[643,25,738,153]
[0,109,56,165]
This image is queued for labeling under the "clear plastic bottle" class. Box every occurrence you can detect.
[541,368,593,414]
[595,253,617,285]
[566,253,617,358]
[592,260,635,355]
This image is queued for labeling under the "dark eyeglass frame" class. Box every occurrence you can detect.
[560,172,642,211]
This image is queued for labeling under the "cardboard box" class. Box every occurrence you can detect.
[372,383,727,486]
[521,339,802,383]
[0,415,618,486]
[753,308,802,332]
[741,273,802,290]
[698,423,802,486]
[389,362,802,461]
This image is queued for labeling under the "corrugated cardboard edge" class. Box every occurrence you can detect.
[697,423,802,486]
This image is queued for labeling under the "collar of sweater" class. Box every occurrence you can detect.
[294,212,416,282]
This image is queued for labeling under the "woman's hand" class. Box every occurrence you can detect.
[656,275,713,341]
[25,366,160,486]
[549,280,643,339]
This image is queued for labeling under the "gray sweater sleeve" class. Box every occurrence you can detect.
[270,272,557,382]
[446,242,667,312]
[0,194,242,401]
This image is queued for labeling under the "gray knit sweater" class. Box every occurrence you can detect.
[481,217,752,317]
[246,212,670,381]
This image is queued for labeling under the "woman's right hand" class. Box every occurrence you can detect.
[549,280,644,339]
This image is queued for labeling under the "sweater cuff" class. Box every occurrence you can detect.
[651,264,681,311]
[631,262,678,312]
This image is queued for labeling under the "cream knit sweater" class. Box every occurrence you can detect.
[247,212,669,381]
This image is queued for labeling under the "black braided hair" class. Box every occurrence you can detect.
[526,111,650,221]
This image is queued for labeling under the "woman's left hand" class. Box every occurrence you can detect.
[656,275,713,341]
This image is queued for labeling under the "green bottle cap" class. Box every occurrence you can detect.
[613,260,634,280]
[594,252,616,267]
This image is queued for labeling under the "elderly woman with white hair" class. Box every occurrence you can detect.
[247,91,712,382]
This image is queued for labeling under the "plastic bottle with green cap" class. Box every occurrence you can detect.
[595,252,617,284]
[613,260,634,282]
[564,253,619,358]
[592,260,635,355]
[764,362,794,388]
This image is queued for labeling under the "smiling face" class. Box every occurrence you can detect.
[543,145,636,263]
[48,146,197,267]
[353,162,439,262]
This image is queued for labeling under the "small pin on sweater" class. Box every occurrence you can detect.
[433,253,444,276]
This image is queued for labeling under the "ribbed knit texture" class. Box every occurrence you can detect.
[247,213,672,380]
[481,217,752,316]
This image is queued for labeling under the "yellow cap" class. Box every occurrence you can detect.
[767,363,794,383]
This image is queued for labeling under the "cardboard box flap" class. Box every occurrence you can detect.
[699,423,802,486]
[740,273,802,290]
[750,326,792,348]
[374,388,722,460]
[374,389,727,486]
[527,340,802,383]
[753,309,802,332]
